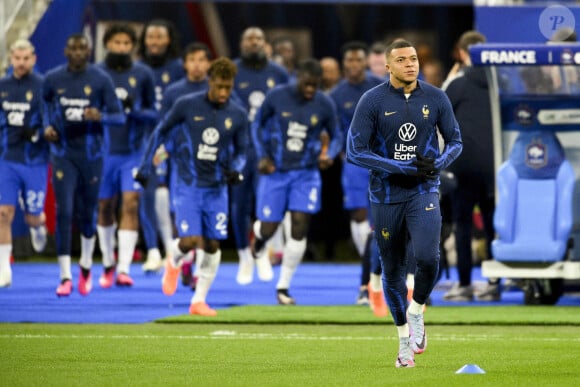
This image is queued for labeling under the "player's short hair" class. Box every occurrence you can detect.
[66,33,90,48]
[271,35,295,50]
[10,39,35,53]
[240,26,265,42]
[341,41,369,56]
[369,42,387,55]
[297,58,322,77]
[385,40,414,57]
[457,31,486,52]
[182,42,212,61]
[208,57,237,80]
[103,23,137,46]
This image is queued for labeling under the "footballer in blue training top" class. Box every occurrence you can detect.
[347,40,462,369]
[0,39,49,288]
[231,27,290,286]
[161,42,213,116]
[156,41,213,287]
[95,23,159,291]
[136,19,184,274]
[250,58,342,305]
[330,41,385,307]
[42,34,125,298]
[137,57,247,317]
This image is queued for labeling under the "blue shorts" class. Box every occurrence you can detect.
[172,184,229,240]
[256,168,321,222]
[341,162,370,210]
[99,153,142,199]
[0,160,48,215]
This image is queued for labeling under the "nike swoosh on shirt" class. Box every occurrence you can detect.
[384,111,397,116]
[425,206,437,211]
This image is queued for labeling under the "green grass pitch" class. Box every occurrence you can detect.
[1,306,579,386]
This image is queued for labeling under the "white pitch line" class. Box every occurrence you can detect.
[0,332,578,342]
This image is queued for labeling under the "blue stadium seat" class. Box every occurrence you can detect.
[492,131,575,262]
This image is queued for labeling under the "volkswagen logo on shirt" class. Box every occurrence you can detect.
[394,123,418,160]
[398,123,417,142]
[248,91,265,121]
[202,127,220,145]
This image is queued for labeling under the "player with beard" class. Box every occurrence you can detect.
[138,19,184,274]
[232,27,289,286]
[96,23,158,291]
[0,39,48,288]
[137,19,184,109]
[43,34,125,297]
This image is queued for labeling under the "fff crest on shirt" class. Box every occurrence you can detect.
[128,76,137,88]
[225,118,232,129]
[267,78,275,88]
[162,72,170,84]
[381,228,390,240]
[26,90,33,101]
[84,85,92,96]
[310,115,318,126]
[422,105,430,119]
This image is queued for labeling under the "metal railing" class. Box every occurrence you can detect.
[0,0,49,76]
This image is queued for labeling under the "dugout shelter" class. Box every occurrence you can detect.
[470,42,580,304]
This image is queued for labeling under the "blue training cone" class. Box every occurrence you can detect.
[456,364,486,374]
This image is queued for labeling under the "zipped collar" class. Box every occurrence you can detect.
[386,80,423,95]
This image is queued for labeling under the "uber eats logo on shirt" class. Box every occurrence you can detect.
[394,122,417,160]
[197,127,219,161]
[286,121,307,152]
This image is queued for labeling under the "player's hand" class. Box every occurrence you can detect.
[83,107,102,121]
[44,126,59,142]
[318,154,334,170]
[21,127,39,143]
[153,144,169,166]
[223,170,244,185]
[258,157,276,174]
[412,153,438,180]
[134,170,149,188]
